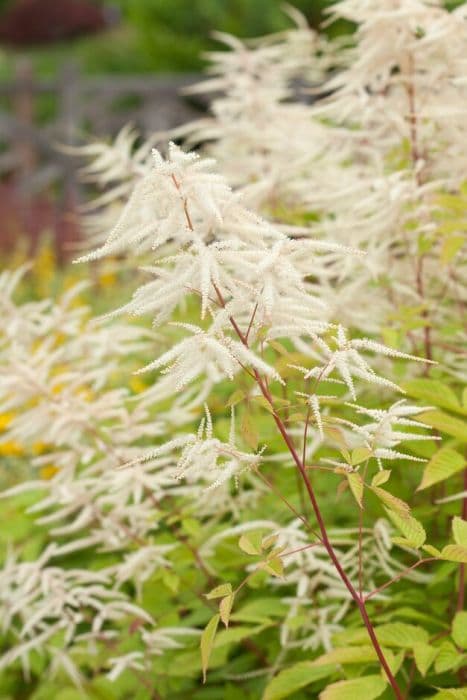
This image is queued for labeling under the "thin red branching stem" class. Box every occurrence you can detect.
[212,285,403,698]
[364,558,436,602]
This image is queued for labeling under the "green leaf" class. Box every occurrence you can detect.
[412,642,439,676]
[239,533,262,556]
[231,598,287,623]
[206,583,232,600]
[371,470,391,487]
[219,593,235,628]
[441,235,465,265]
[262,663,335,700]
[432,689,467,699]
[252,395,275,414]
[370,486,410,516]
[319,675,386,700]
[333,623,428,649]
[200,614,220,682]
[452,611,467,648]
[417,410,467,441]
[440,544,467,563]
[453,516,467,546]
[259,556,284,578]
[418,447,465,490]
[241,411,259,450]
[351,447,372,465]
[385,508,426,548]
[434,641,460,673]
[402,379,462,413]
[347,472,364,508]
[227,389,246,407]
[312,646,378,666]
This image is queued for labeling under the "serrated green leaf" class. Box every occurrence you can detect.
[418,410,467,441]
[241,411,259,450]
[423,544,441,557]
[385,508,426,548]
[262,663,335,700]
[453,516,467,546]
[418,447,466,490]
[412,642,439,676]
[440,544,467,563]
[312,645,378,666]
[319,674,386,700]
[452,611,467,648]
[347,472,364,508]
[370,486,410,516]
[432,688,467,699]
[227,389,246,407]
[333,622,428,649]
[252,395,275,414]
[238,533,262,556]
[372,470,391,487]
[219,593,234,628]
[201,614,220,682]
[206,583,232,600]
[441,235,465,265]
[259,556,284,578]
[402,379,463,414]
[351,447,372,466]
[434,641,460,673]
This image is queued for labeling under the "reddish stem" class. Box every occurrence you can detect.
[212,285,403,699]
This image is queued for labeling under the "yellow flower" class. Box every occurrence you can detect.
[0,412,15,432]
[0,440,23,457]
[40,465,60,480]
[130,377,147,394]
[33,441,51,455]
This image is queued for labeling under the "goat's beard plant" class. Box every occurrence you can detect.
[73,141,442,700]
[1,3,466,700]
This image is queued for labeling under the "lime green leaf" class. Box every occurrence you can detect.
[419,447,465,490]
[252,395,275,414]
[268,340,289,356]
[206,583,232,600]
[371,486,410,516]
[333,622,428,649]
[432,688,467,699]
[440,544,467,563]
[262,663,335,700]
[227,390,246,407]
[434,641,460,673]
[241,412,259,450]
[402,379,462,413]
[312,646,378,666]
[413,642,439,676]
[319,675,386,700]
[259,556,284,578]
[219,593,235,628]
[385,508,426,548]
[453,516,467,546]
[417,410,467,441]
[371,470,391,487]
[351,447,372,466]
[423,544,441,557]
[452,611,467,648]
[239,533,262,556]
[347,472,364,508]
[201,614,220,682]
[441,235,465,265]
